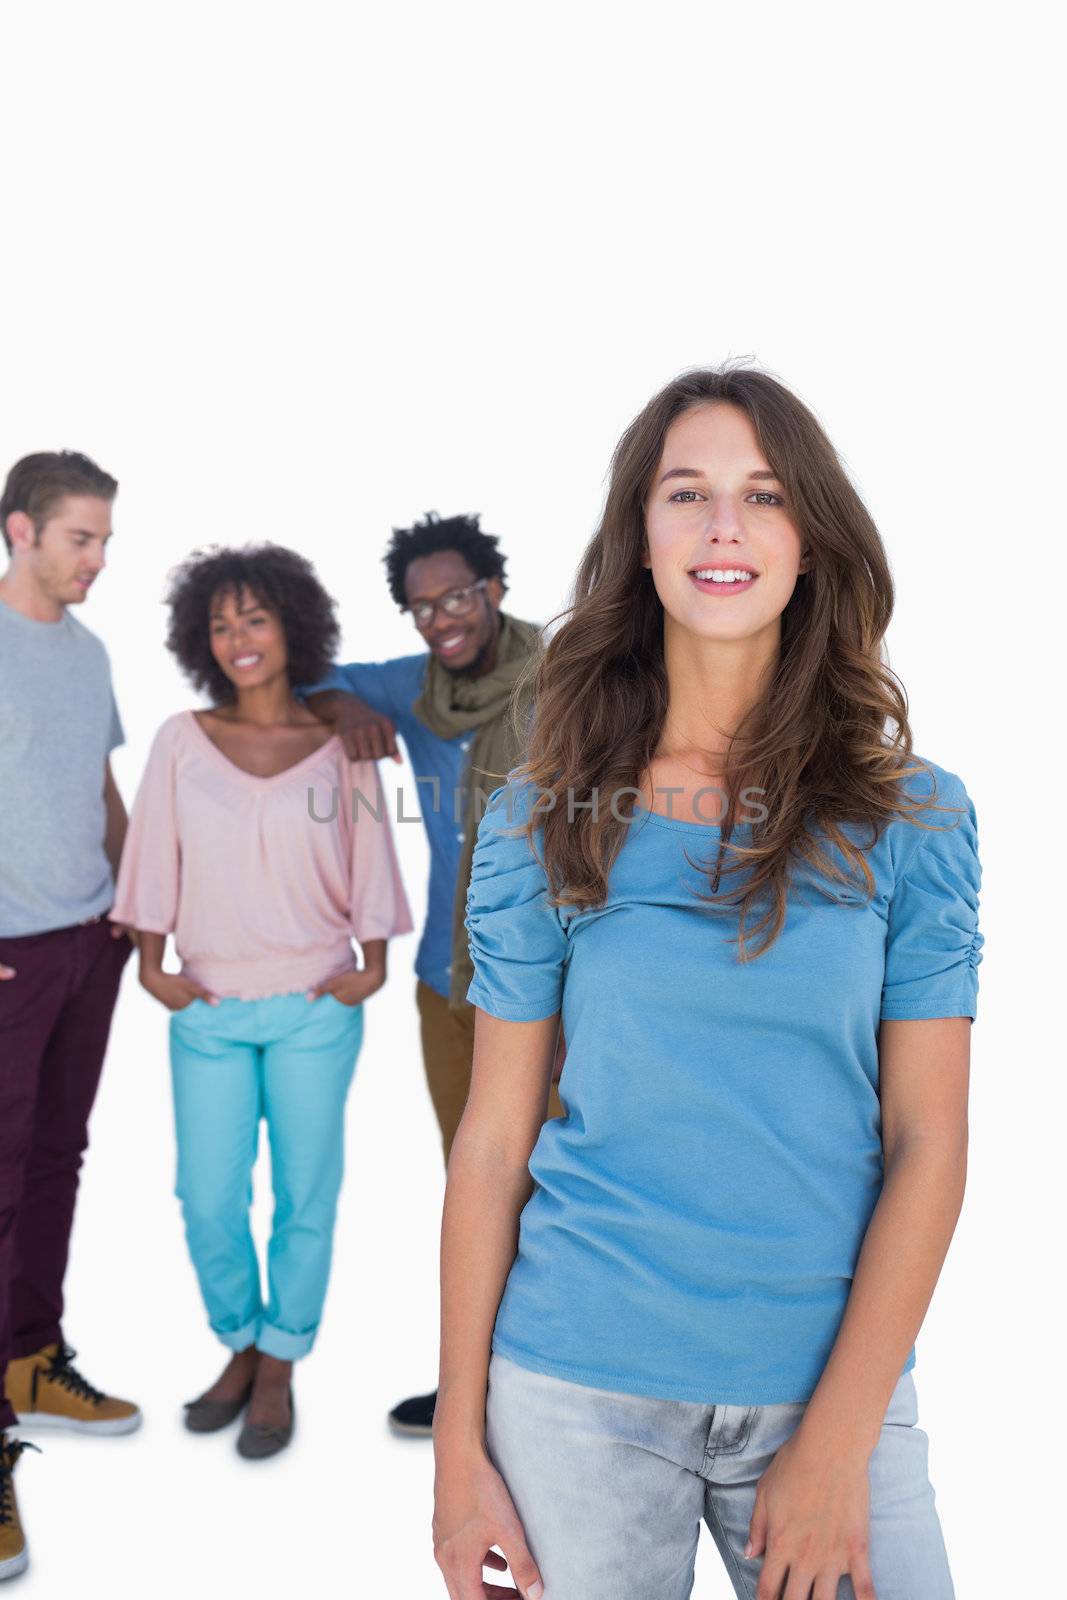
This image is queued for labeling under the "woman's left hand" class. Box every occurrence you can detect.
[745,1423,877,1599]
[309,965,385,1007]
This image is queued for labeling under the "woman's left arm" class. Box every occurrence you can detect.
[746,1015,970,1596]
[799,1014,969,1447]
[309,757,414,1005]
[312,938,388,1005]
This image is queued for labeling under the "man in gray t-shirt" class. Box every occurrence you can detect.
[0,452,141,1583]
[0,603,126,935]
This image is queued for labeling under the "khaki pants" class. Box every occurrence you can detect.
[416,979,564,1165]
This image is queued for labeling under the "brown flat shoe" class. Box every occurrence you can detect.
[183,1379,254,1433]
[236,1387,294,1459]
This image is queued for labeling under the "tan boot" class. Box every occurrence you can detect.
[0,1436,36,1581]
[5,1343,141,1436]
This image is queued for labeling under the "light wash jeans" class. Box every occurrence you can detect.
[486,1352,953,1600]
[169,991,363,1361]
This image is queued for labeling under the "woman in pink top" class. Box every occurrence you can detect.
[111,544,412,1459]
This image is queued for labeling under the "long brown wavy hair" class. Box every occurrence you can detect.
[503,364,965,961]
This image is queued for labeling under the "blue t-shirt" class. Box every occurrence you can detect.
[464,760,984,1405]
[304,654,472,999]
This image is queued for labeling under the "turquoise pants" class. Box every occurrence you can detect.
[168,991,364,1361]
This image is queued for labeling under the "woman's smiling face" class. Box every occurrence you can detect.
[208,584,289,690]
[642,402,810,645]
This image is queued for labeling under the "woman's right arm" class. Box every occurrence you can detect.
[137,930,216,1011]
[110,718,216,1012]
[432,1006,558,1600]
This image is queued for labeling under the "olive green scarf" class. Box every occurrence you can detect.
[412,610,542,1010]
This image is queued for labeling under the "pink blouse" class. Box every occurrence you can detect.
[111,710,414,1000]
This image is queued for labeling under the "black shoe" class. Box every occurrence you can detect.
[387,1388,436,1436]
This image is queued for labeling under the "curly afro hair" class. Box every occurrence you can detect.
[164,543,340,704]
[382,511,508,607]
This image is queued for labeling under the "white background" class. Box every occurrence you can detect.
[1,2,1061,1596]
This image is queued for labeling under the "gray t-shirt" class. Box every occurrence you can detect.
[0,597,124,935]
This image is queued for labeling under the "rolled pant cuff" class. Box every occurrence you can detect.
[215,1317,262,1353]
[256,1325,316,1361]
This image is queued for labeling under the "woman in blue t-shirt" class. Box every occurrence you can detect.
[432,367,982,1600]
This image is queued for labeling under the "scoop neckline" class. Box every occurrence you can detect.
[186,709,342,785]
[629,797,754,833]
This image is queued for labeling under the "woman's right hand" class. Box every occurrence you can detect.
[432,1446,544,1600]
[139,967,218,1012]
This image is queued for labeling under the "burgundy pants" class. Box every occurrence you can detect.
[0,916,131,1430]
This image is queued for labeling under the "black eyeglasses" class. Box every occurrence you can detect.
[401,578,489,630]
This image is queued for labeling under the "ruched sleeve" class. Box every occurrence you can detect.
[880,771,984,1021]
[464,778,569,1021]
[109,714,182,934]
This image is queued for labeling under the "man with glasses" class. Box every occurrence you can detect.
[302,511,563,1436]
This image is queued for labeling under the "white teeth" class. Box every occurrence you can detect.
[692,569,754,584]
[234,655,261,666]
[441,636,464,648]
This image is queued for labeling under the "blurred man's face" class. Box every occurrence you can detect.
[403,549,503,675]
[9,494,114,608]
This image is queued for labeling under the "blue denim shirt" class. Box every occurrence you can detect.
[302,653,471,1000]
